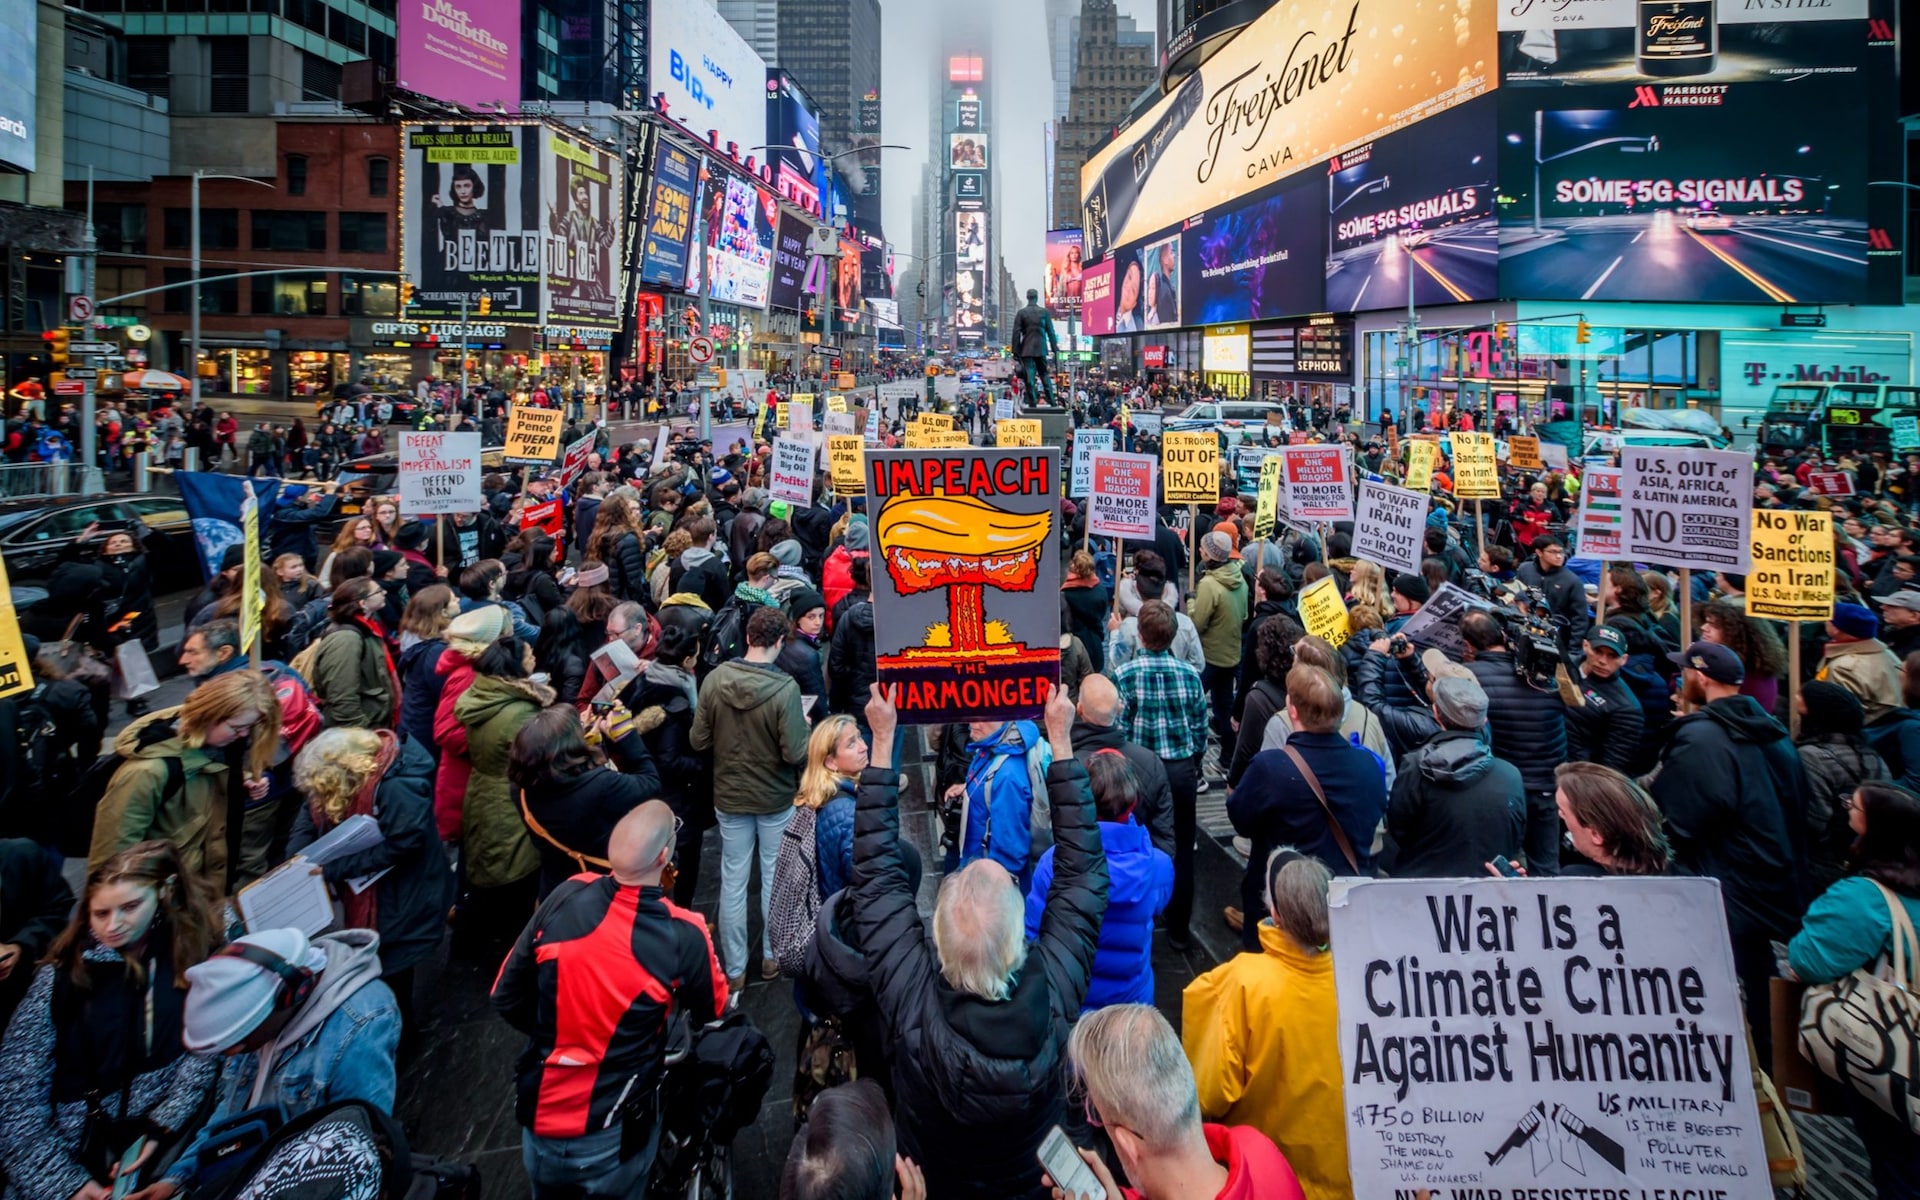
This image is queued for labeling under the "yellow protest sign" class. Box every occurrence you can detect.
[836,373,855,390]
[1452,432,1501,500]
[241,483,263,654]
[1405,440,1437,492]
[0,551,35,699]
[1507,435,1543,471]
[826,395,848,414]
[1748,510,1836,622]
[1298,575,1351,648]
[996,419,1042,448]
[1161,431,1220,505]
[1254,454,1284,538]
[504,406,565,465]
[917,412,955,431]
[903,424,929,449]
[927,429,972,449]
[827,435,865,495]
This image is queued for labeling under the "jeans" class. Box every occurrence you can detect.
[716,808,793,978]
[1201,663,1237,751]
[1522,788,1561,877]
[522,1121,659,1200]
[1164,753,1200,941]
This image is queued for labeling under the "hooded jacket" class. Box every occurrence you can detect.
[1025,817,1170,1011]
[690,659,809,816]
[1069,720,1175,858]
[1651,695,1812,941]
[1386,729,1525,878]
[1189,561,1249,669]
[1866,706,1920,792]
[309,619,398,730]
[827,594,877,716]
[287,734,451,975]
[89,711,235,884]
[396,637,449,757]
[1182,922,1350,1200]
[961,721,1043,876]
[1818,637,1904,722]
[677,546,731,612]
[1796,732,1890,892]
[165,931,398,1187]
[454,673,555,888]
[848,761,1107,1198]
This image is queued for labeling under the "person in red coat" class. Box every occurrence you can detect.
[1046,1004,1306,1200]
[820,519,869,632]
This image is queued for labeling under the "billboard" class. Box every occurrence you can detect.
[1078,0,1495,262]
[541,130,622,328]
[0,0,35,173]
[1497,0,1866,85]
[953,171,986,206]
[955,267,987,341]
[1045,230,1084,315]
[768,210,813,311]
[1081,260,1116,337]
[699,174,776,308]
[402,124,543,323]
[1182,173,1327,325]
[651,0,768,158]
[1107,233,1182,333]
[957,212,988,270]
[638,137,699,289]
[1497,81,1871,304]
[397,0,518,109]
[950,134,988,169]
[836,238,863,325]
[766,70,825,214]
[1325,96,1498,312]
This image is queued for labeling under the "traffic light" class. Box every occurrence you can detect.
[42,329,69,373]
[1493,321,1509,342]
[400,281,415,309]
[476,294,492,316]
[1575,319,1592,345]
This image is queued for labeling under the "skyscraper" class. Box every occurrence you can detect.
[776,0,881,162]
[717,0,781,63]
[1053,0,1157,237]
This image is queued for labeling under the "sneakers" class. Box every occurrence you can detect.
[1232,836,1252,857]
[1196,778,1210,794]
[761,957,780,981]
[1224,906,1245,933]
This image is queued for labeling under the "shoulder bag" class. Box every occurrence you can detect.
[1281,745,1361,874]
[766,804,821,977]
[1797,878,1920,1134]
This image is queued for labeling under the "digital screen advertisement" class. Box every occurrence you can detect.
[1325,96,1498,312]
[836,238,863,324]
[767,210,812,311]
[0,0,34,173]
[1107,234,1183,333]
[650,0,769,161]
[1045,229,1084,315]
[767,70,825,213]
[1497,0,1867,87]
[397,0,519,110]
[1081,260,1116,337]
[542,130,622,328]
[1203,326,1251,373]
[700,174,776,308]
[957,212,988,269]
[401,123,543,323]
[1182,173,1327,325]
[950,134,988,169]
[954,266,987,340]
[1078,0,1496,258]
[638,138,698,289]
[1497,81,1870,304]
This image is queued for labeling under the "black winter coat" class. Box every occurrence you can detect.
[1060,583,1110,674]
[1650,696,1812,942]
[396,638,449,757]
[1235,598,1293,716]
[1465,650,1567,794]
[1563,668,1644,771]
[1797,732,1890,891]
[606,530,651,607]
[1354,647,1443,760]
[1069,718,1175,858]
[1516,559,1590,657]
[849,761,1108,1199]
[287,734,451,974]
[0,838,74,1029]
[517,733,663,897]
[622,669,712,831]
[827,598,877,716]
[1387,730,1525,878]
[777,634,826,709]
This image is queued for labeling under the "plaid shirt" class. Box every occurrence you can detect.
[1114,649,1209,761]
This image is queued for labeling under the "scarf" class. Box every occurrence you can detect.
[644,661,699,712]
[309,729,399,932]
[733,581,775,608]
[350,613,402,726]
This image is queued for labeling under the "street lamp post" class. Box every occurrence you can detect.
[190,170,275,411]
[1531,113,1657,232]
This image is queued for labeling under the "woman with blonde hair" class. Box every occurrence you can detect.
[288,726,448,1033]
[89,670,281,889]
[1345,559,1392,623]
[274,552,324,609]
[796,716,869,903]
[0,842,225,1200]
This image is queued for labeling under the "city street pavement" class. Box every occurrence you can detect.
[1499,214,1871,304]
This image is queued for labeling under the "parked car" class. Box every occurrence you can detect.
[326,445,508,526]
[314,393,427,425]
[1165,400,1286,445]
[0,493,199,595]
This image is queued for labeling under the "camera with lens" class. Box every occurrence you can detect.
[670,439,709,464]
[1464,570,1566,691]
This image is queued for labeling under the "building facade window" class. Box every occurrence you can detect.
[163,207,239,250]
[252,271,329,316]
[342,275,397,316]
[336,213,387,254]
[366,156,390,197]
[285,153,307,196]
[208,36,250,113]
[251,211,328,251]
[163,267,240,314]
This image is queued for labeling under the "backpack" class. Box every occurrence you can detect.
[63,722,185,859]
[210,1098,479,1200]
[792,1014,859,1124]
[766,804,822,977]
[700,600,754,675]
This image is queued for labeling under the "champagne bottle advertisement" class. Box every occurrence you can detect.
[1497,0,1867,85]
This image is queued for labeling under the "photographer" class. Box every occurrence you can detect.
[1461,610,1568,875]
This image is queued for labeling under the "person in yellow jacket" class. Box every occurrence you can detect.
[1181,849,1351,1200]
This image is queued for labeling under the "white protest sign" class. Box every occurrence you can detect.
[876,381,919,419]
[769,436,818,507]
[398,432,482,515]
[824,411,858,436]
[1331,876,1767,1199]
[993,395,1016,421]
[788,396,814,432]
[1576,466,1624,560]
[1351,480,1428,576]
[1071,428,1115,496]
[865,406,882,441]
[1087,452,1158,539]
[1620,447,1752,573]
[1397,581,1492,660]
[1280,443,1354,523]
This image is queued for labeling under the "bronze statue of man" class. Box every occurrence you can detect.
[1011,288,1061,407]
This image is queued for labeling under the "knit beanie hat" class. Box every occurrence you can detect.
[181,929,326,1055]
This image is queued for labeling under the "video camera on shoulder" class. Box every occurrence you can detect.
[1465,570,1566,692]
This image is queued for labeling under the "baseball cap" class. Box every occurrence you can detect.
[1587,626,1628,656]
[1669,640,1745,686]
[1421,648,1474,682]
[1881,590,1920,614]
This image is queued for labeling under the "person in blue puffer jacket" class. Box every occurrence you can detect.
[944,719,1047,885]
[1026,748,1171,1012]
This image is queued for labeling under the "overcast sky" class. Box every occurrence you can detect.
[879,0,1155,291]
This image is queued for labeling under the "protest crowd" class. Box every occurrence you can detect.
[1,378,1919,1200]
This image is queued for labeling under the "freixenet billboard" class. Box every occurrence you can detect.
[1078,0,1495,263]
[401,123,543,323]
[397,0,518,109]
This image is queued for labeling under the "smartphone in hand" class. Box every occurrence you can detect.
[112,1137,146,1200]
[1037,1127,1106,1200]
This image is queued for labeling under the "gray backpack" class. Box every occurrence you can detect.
[767,804,821,977]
